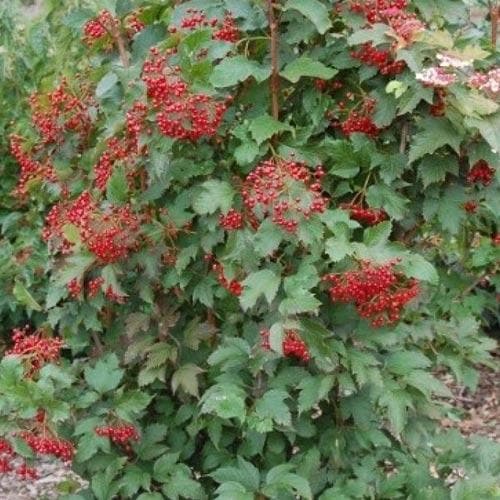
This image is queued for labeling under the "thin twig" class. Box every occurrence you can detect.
[268,0,280,120]
[91,331,104,356]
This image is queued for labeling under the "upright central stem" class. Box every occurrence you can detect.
[268,0,280,120]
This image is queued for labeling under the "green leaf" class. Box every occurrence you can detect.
[210,56,270,87]
[298,375,335,414]
[363,221,392,247]
[215,482,254,500]
[84,354,124,394]
[193,180,235,215]
[418,155,458,188]
[366,185,408,220]
[465,113,500,152]
[96,72,118,99]
[348,23,389,45]
[240,269,281,310]
[249,114,292,144]
[279,291,321,315]
[201,383,246,422]
[379,390,411,435]
[153,452,181,481]
[106,166,128,204]
[234,141,259,166]
[13,281,42,311]
[254,389,291,427]
[325,235,352,262]
[254,219,283,256]
[408,118,463,163]
[405,370,452,398]
[386,351,431,375]
[171,363,204,398]
[281,57,337,83]
[399,254,439,285]
[115,391,153,420]
[211,457,260,492]
[284,0,332,34]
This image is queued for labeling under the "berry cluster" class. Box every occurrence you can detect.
[18,431,74,462]
[211,261,243,296]
[95,424,139,454]
[67,278,82,298]
[142,48,228,141]
[29,80,92,144]
[467,160,495,186]
[83,10,119,47]
[219,209,244,231]
[493,234,500,246]
[242,159,328,233]
[463,200,478,213]
[324,261,419,327]
[43,192,140,264]
[213,13,240,42]
[171,9,240,42]
[260,329,310,362]
[340,203,388,226]
[340,100,380,137]
[9,135,56,199]
[15,463,39,480]
[6,327,63,377]
[125,12,145,36]
[87,277,105,298]
[314,79,343,92]
[349,1,424,44]
[351,43,406,75]
[94,102,148,190]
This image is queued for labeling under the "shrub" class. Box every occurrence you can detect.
[1,1,499,498]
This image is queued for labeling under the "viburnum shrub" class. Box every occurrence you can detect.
[1,0,499,498]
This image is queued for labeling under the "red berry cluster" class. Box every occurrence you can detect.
[105,286,127,304]
[349,1,424,44]
[219,209,244,231]
[9,135,57,199]
[15,463,39,480]
[18,431,74,462]
[324,261,419,327]
[95,424,139,454]
[93,102,148,190]
[340,203,388,226]
[314,79,344,92]
[29,79,92,144]
[463,200,478,213]
[6,327,63,377]
[142,48,228,141]
[67,278,82,298]
[213,13,240,42]
[467,160,495,186]
[430,88,447,116]
[340,99,380,137]
[260,329,310,362]
[83,10,119,47]
[351,43,405,75]
[87,277,105,298]
[179,9,218,30]
[242,159,328,233]
[492,234,500,246]
[85,205,140,263]
[171,9,240,42]
[211,261,243,296]
[43,192,140,264]
[125,12,145,36]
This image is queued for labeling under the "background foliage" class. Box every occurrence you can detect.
[0,0,499,498]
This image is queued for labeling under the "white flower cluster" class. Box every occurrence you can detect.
[468,68,500,95]
[436,53,473,69]
[415,66,457,87]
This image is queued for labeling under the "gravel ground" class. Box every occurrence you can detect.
[0,457,87,499]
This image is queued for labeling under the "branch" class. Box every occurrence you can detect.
[267,0,280,120]
[490,1,498,48]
